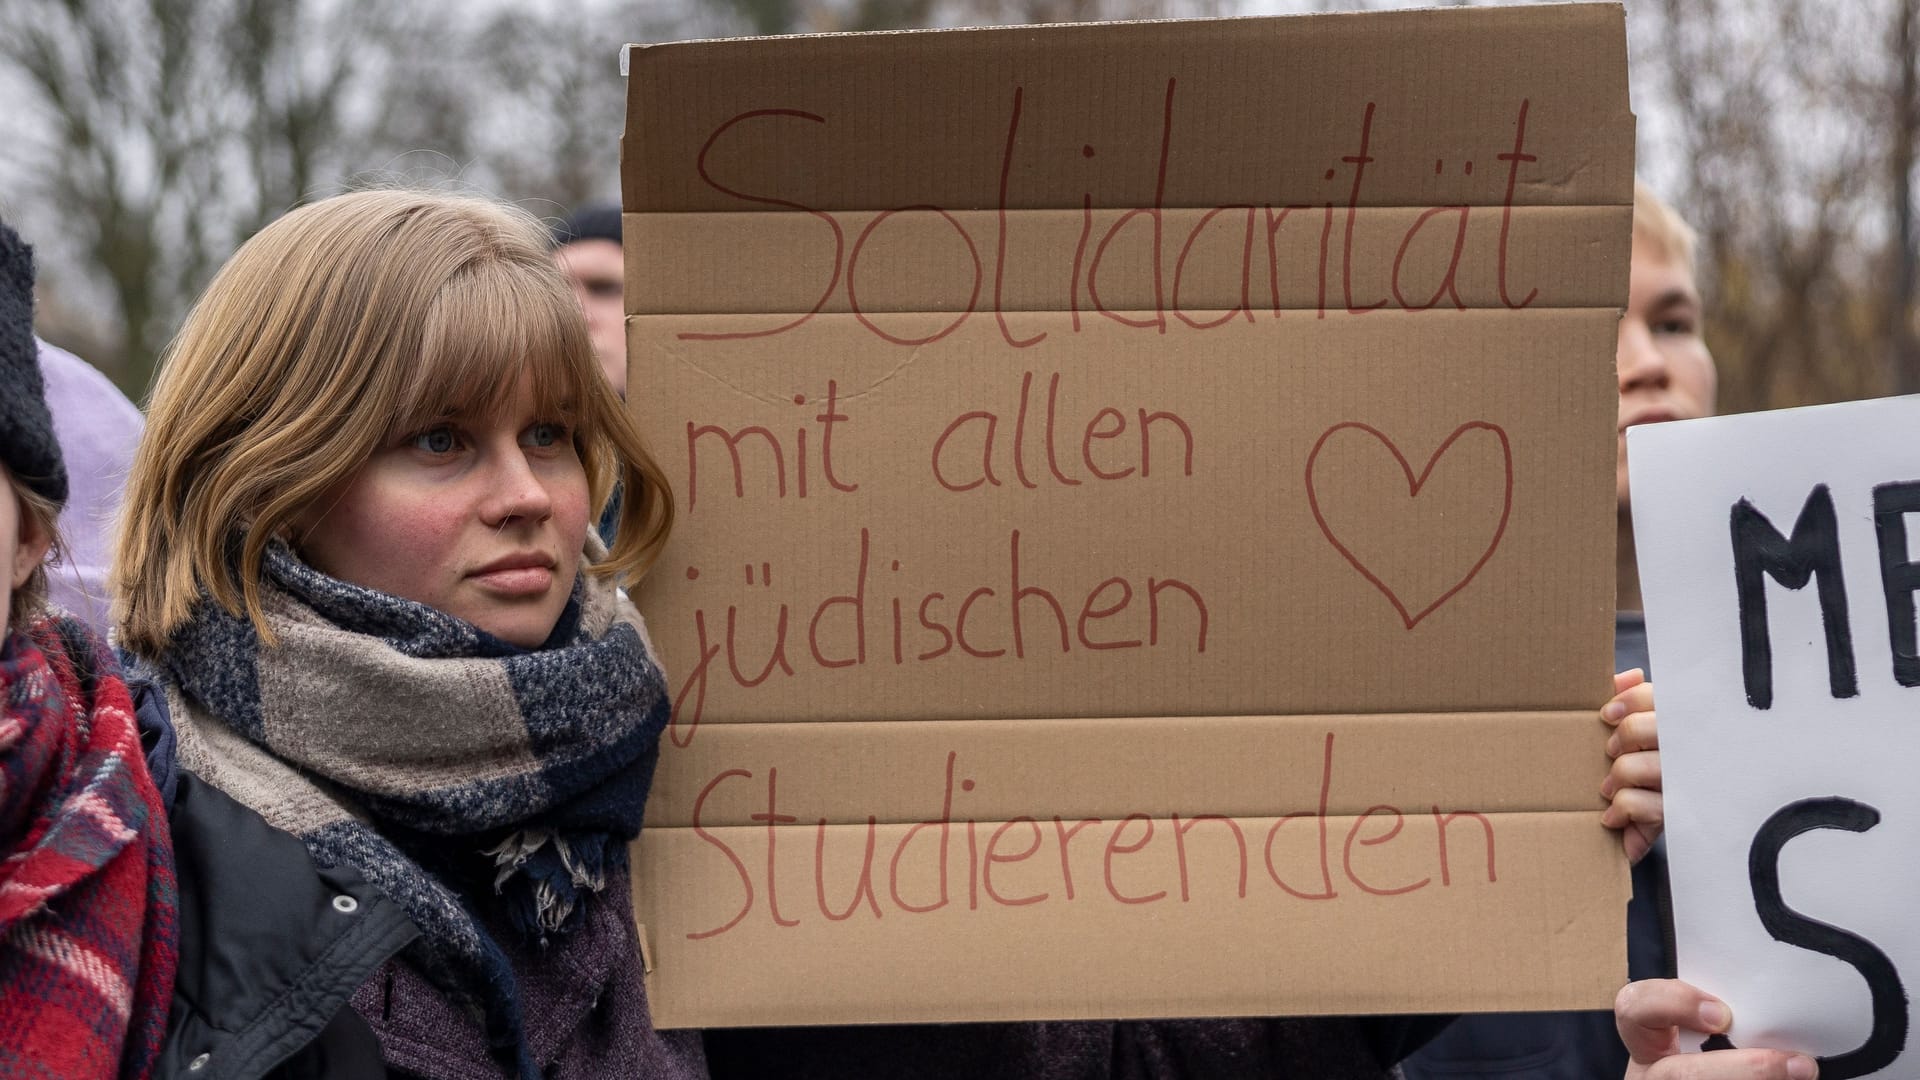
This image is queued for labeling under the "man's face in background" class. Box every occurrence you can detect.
[1616,235,1718,509]
[555,237,628,398]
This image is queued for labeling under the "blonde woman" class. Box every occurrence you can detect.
[115,190,701,1078]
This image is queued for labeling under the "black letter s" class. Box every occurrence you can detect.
[1704,797,1907,1078]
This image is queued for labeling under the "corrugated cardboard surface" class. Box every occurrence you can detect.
[623,4,1631,1028]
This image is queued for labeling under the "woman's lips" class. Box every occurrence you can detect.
[468,558,556,596]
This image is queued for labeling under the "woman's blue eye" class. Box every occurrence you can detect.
[524,422,567,448]
[412,427,458,454]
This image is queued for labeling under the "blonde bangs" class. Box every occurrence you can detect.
[403,259,593,430]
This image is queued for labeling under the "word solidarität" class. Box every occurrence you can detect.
[679,87,1546,348]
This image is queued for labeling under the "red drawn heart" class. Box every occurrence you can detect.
[1304,421,1513,630]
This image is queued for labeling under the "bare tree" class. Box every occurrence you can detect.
[0,0,416,392]
[457,1,732,210]
[715,0,1233,34]
[957,0,1234,20]
[1890,0,1919,395]
[723,0,804,35]
[1634,0,1890,412]
[0,0,722,392]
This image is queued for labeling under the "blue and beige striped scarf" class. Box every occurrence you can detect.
[152,542,668,1078]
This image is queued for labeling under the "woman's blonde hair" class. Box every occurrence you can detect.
[114,189,673,656]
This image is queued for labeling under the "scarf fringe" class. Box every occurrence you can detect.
[484,829,611,942]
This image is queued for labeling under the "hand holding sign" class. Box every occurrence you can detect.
[1616,980,1817,1080]
[1601,669,1665,865]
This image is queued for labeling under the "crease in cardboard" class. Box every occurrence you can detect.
[650,328,932,409]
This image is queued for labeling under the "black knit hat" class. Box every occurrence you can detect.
[0,222,67,508]
[549,202,622,249]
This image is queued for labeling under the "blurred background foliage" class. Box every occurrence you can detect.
[0,0,1914,415]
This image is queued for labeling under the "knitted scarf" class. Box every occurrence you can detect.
[156,543,670,1079]
[0,615,177,1080]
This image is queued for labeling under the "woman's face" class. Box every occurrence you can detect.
[296,373,592,648]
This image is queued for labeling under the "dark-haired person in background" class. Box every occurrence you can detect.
[552,202,629,400]
[553,202,630,547]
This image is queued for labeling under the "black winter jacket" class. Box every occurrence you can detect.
[134,677,417,1080]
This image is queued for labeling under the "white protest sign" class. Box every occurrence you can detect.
[1631,395,1920,1077]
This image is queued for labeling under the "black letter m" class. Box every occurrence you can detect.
[1731,485,1857,709]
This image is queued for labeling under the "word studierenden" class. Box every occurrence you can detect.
[680,87,1548,346]
[684,734,1501,941]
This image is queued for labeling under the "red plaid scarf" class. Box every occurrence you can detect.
[0,616,177,1079]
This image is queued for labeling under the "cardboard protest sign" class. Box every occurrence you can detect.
[622,5,1635,1027]
[1632,397,1920,1076]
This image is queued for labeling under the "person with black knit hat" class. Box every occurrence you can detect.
[0,225,67,530]
[550,201,628,398]
[0,220,179,1079]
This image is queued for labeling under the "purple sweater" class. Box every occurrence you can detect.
[347,853,1438,1080]
[350,865,707,1080]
